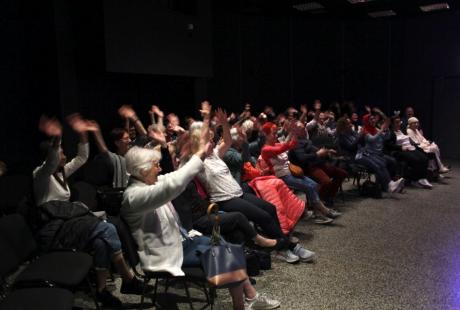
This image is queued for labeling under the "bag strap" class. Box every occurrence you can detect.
[207,203,221,245]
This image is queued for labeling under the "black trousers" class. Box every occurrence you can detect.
[193,211,257,244]
[218,193,285,240]
[394,149,429,181]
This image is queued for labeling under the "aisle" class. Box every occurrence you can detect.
[261,162,460,310]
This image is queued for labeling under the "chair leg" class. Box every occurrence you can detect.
[183,279,194,310]
[139,276,150,310]
[164,278,169,293]
[86,277,100,310]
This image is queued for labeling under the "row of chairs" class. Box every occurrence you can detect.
[0,214,97,310]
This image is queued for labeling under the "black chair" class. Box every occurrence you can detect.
[110,216,214,310]
[0,232,74,310]
[0,214,98,309]
[0,175,33,216]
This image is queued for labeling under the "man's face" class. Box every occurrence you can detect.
[351,113,358,122]
[116,132,131,155]
[406,107,414,118]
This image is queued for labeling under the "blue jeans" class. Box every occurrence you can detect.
[90,221,122,270]
[356,155,391,191]
[280,174,320,204]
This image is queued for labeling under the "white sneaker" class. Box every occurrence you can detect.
[245,293,281,310]
[275,249,300,264]
[439,167,450,174]
[388,178,404,193]
[292,244,315,262]
[417,178,433,189]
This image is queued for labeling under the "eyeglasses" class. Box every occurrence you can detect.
[152,161,161,168]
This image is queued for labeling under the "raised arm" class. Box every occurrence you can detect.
[119,105,148,137]
[86,120,109,154]
[215,108,232,158]
[35,116,62,178]
[65,114,90,177]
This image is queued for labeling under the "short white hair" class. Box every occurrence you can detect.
[241,119,254,133]
[125,146,161,179]
[230,127,239,142]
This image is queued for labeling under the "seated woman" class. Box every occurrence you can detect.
[336,117,404,193]
[172,181,278,248]
[222,127,306,236]
[406,117,449,174]
[260,121,339,224]
[386,116,432,188]
[121,140,280,309]
[186,105,313,264]
[33,115,146,308]
[289,121,348,206]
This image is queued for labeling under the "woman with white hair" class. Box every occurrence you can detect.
[121,120,280,309]
[406,117,449,174]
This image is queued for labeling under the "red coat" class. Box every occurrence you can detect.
[248,176,305,234]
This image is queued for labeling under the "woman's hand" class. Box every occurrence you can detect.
[39,115,62,137]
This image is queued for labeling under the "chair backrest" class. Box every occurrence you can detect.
[0,175,33,215]
[108,216,140,270]
[0,214,37,262]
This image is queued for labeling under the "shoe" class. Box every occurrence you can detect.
[417,178,433,189]
[439,167,450,174]
[314,214,334,225]
[292,244,315,262]
[245,293,281,310]
[96,289,123,308]
[120,277,153,295]
[325,209,342,219]
[275,249,300,264]
[388,178,404,193]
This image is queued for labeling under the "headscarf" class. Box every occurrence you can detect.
[407,117,419,125]
[362,114,377,136]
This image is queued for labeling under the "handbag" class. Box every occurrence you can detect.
[200,203,248,288]
[289,163,304,177]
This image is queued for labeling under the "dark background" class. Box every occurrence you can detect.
[2,0,460,174]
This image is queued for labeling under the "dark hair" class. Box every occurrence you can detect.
[336,117,350,135]
[109,128,128,151]
[390,115,400,131]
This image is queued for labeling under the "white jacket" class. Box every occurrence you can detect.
[121,155,204,276]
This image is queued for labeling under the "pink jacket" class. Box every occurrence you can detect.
[248,176,305,234]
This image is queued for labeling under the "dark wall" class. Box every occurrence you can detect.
[209,9,460,158]
[0,0,59,173]
[104,0,212,77]
[3,2,460,172]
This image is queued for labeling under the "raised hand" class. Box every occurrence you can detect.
[85,120,101,132]
[300,104,308,114]
[365,105,371,113]
[118,105,137,120]
[215,108,228,126]
[39,115,62,137]
[200,101,212,119]
[151,105,164,118]
[67,113,90,134]
[148,127,166,145]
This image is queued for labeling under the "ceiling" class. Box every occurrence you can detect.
[217,0,458,19]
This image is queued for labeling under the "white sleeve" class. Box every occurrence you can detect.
[64,142,89,177]
[123,155,204,214]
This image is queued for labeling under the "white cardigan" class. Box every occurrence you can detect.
[33,142,89,206]
[121,155,204,276]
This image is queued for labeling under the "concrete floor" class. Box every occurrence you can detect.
[75,162,460,309]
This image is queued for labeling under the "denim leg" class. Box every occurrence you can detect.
[90,222,122,269]
[357,156,391,190]
[280,174,320,203]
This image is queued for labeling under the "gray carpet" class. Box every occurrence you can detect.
[75,162,460,309]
